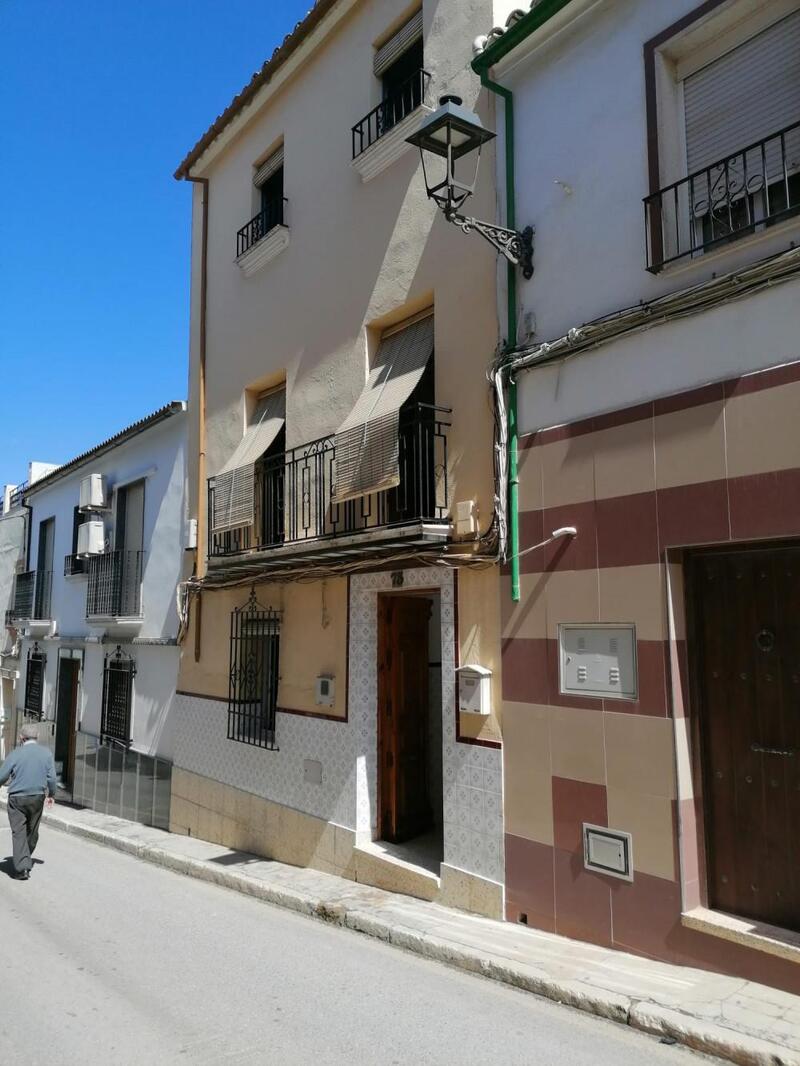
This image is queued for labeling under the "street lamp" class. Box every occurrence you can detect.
[407,95,533,279]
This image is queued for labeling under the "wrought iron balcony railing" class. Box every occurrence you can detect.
[645,118,800,271]
[352,69,431,160]
[4,569,52,625]
[209,402,450,558]
[64,553,86,577]
[86,551,144,619]
[236,196,287,258]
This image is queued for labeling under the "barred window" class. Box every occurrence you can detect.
[101,646,135,745]
[228,589,280,750]
[24,644,46,720]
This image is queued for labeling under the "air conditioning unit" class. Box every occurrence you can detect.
[77,520,105,557]
[79,473,108,512]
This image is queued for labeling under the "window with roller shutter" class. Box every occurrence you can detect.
[645,7,800,269]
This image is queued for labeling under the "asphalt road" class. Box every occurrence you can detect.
[0,823,715,1066]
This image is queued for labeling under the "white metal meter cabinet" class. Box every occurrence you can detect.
[456,665,492,716]
[558,624,637,700]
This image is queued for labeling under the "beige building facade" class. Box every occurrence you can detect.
[172,0,512,916]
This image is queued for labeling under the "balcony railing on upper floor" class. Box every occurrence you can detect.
[209,402,450,559]
[236,196,287,258]
[5,569,52,625]
[86,551,144,620]
[645,118,800,271]
[352,69,431,160]
[64,553,87,577]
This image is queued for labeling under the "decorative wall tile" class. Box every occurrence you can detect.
[173,566,504,885]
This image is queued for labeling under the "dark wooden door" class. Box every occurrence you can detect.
[54,658,80,790]
[378,595,432,843]
[692,546,800,931]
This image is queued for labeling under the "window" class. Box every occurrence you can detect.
[209,387,286,554]
[227,590,280,750]
[380,35,424,131]
[645,5,800,269]
[237,147,285,257]
[352,11,428,159]
[101,646,135,745]
[35,517,54,618]
[332,312,434,504]
[24,644,46,720]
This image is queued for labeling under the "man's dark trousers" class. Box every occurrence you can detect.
[7,793,45,874]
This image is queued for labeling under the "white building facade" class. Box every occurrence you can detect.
[6,403,187,828]
[475,0,800,992]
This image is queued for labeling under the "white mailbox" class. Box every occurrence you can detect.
[559,624,637,700]
[457,665,492,716]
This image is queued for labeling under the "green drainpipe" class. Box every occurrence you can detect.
[478,70,520,602]
[473,0,575,604]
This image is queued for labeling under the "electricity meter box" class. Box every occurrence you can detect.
[456,665,492,716]
[315,675,335,707]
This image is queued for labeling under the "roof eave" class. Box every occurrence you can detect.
[23,402,187,499]
[472,0,576,73]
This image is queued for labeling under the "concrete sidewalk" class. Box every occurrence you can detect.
[4,794,799,1066]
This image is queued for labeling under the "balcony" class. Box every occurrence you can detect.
[86,551,144,621]
[236,196,287,258]
[351,70,432,182]
[5,570,52,627]
[645,119,800,271]
[64,553,86,577]
[209,402,450,560]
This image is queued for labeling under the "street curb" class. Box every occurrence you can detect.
[7,800,798,1066]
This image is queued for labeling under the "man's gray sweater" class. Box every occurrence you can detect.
[0,741,57,797]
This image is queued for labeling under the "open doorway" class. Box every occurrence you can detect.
[54,656,80,793]
[377,590,443,871]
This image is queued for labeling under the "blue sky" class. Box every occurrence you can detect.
[0,0,310,488]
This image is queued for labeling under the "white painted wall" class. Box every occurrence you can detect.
[0,507,26,742]
[18,409,187,759]
[490,0,800,431]
[187,0,500,519]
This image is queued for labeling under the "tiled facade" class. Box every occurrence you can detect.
[173,567,504,912]
[502,360,800,994]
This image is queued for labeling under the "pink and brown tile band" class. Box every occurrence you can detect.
[502,360,800,994]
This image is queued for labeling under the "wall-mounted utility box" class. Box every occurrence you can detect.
[558,624,637,700]
[455,499,478,537]
[456,665,492,716]
[79,473,108,512]
[583,824,633,881]
[315,675,335,708]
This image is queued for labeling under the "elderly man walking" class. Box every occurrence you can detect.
[0,723,56,880]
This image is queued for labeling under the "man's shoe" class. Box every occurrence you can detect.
[15,870,30,880]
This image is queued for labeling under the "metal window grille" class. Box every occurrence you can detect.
[24,644,46,719]
[228,589,280,750]
[101,646,136,746]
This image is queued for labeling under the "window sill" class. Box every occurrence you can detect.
[351,103,433,183]
[236,225,290,278]
[682,906,800,965]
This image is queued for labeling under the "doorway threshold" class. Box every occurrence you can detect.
[354,830,443,902]
[683,906,800,965]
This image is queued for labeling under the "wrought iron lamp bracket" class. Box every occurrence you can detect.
[446,210,534,279]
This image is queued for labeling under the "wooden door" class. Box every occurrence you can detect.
[54,658,80,790]
[378,595,433,843]
[692,546,800,931]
